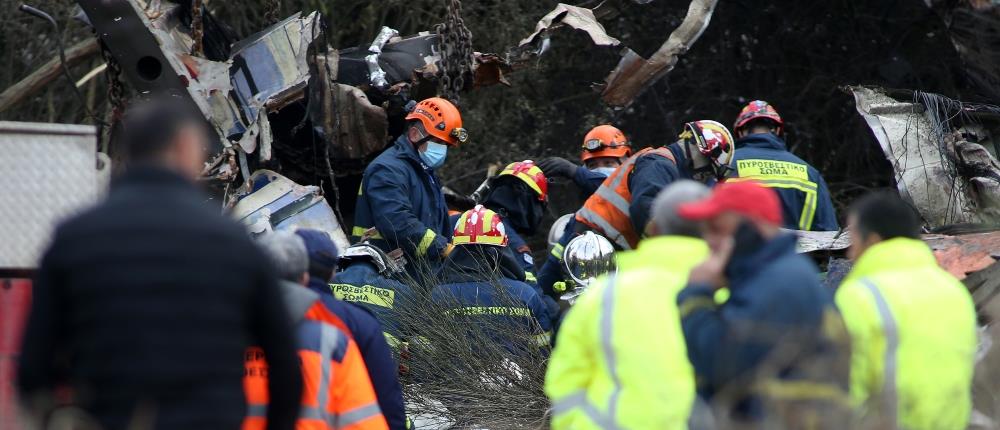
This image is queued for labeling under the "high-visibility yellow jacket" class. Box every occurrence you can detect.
[836,238,976,430]
[545,236,709,429]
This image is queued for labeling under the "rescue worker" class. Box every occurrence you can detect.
[537,120,735,300]
[476,160,549,285]
[538,125,633,197]
[676,181,850,427]
[546,180,711,429]
[836,192,976,429]
[353,97,468,272]
[294,229,408,430]
[431,205,555,351]
[728,100,838,231]
[330,242,417,348]
[248,232,387,430]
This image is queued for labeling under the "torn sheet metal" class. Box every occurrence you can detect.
[365,26,400,90]
[232,169,350,251]
[517,4,620,49]
[337,33,440,91]
[790,229,851,253]
[850,86,1000,227]
[925,231,1000,279]
[230,12,320,127]
[328,83,388,161]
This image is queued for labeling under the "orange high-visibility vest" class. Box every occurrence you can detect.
[575,147,677,249]
[244,301,387,430]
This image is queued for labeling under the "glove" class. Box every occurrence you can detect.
[538,157,579,179]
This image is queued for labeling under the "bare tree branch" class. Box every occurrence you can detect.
[0,38,100,114]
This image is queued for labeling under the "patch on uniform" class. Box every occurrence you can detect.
[736,159,809,180]
[330,283,395,308]
[522,253,534,266]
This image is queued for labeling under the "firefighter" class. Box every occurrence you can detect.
[476,160,549,285]
[431,205,555,351]
[294,229,408,430]
[538,125,634,197]
[537,120,736,300]
[546,180,711,429]
[836,192,976,430]
[248,231,387,430]
[352,97,469,271]
[729,100,838,231]
[330,242,417,349]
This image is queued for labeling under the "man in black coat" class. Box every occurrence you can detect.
[16,99,302,430]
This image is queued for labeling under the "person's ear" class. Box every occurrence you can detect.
[300,272,310,286]
[407,125,424,144]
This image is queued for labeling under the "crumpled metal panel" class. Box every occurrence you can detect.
[0,122,103,269]
[231,169,349,251]
[925,231,1000,279]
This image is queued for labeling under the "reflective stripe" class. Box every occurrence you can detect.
[351,226,383,240]
[416,229,437,257]
[755,380,851,407]
[551,244,565,259]
[551,390,613,428]
[247,403,268,418]
[532,331,552,346]
[333,402,382,429]
[728,175,819,230]
[594,185,631,215]
[525,271,537,283]
[678,295,715,319]
[861,278,898,428]
[600,275,622,429]
[315,324,340,425]
[576,207,631,249]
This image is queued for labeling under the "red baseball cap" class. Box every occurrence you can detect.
[677,181,783,225]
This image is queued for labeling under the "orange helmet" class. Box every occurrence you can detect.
[453,205,509,247]
[405,97,468,146]
[581,125,632,162]
[734,100,784,136]
[499,160,548,202]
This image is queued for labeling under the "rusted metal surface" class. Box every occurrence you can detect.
[926,231,1000,279]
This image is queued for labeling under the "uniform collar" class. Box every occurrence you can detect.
[735,133,787,151]
[725,232,799,281]
[843,237,936,283]
[112,164,195,191]
[617,235,709,272]
[666,142,693,178]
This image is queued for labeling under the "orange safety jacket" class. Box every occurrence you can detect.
[575,147,676,249]
[244,288,388,430]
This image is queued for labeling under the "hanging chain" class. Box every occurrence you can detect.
[100,42,127,121]
[191,0,204,56]
[264,0,282,26]
[434,0,474,105]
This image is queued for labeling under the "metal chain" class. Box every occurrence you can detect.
[191,0,204,56]
[100,43,127,121]
[264,0,282,25]
[434,0,474,104]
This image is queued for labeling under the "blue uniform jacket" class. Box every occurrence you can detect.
[329,262,418,346]
[730,133,839,231]
[571,166,607,198]
[431,277,555,352]
[306,278,408,430]
[676,233,845,419]
[353,135,451,262]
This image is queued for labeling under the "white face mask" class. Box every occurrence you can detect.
[591,166,617,177]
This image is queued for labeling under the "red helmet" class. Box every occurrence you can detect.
[405,97,468,146]
[453,205,509,247]
[499,160,548,201]
[581,125,632,163]
[734,100,784,136]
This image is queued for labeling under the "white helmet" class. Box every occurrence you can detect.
[548,213,575,249]
[339,243,404,276]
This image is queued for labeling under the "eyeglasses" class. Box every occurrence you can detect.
[582,139,629,152]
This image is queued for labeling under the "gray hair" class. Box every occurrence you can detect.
[257,230,309,282]
[651,180,710,237]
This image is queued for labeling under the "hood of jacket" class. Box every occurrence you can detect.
[724,232,799,284]
[482,176,546,235]
[842,237,937,284]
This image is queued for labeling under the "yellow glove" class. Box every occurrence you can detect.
[553,281,568,294]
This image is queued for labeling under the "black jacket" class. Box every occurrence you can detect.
[17,166,302,430]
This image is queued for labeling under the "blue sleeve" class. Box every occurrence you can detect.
[811,172,839,231]
[627,156,679,235]
[573,166,605,196]
[365,163,448,259]
[537,220,576,300]
[346,306,408,430]
[677,282,782,395]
